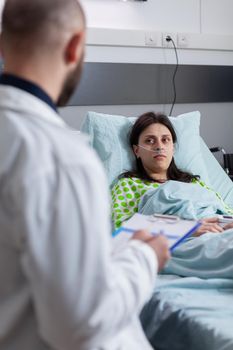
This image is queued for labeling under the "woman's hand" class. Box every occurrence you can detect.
[222,222,233,231]
[193,217,224,237]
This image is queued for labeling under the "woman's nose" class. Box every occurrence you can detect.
[155,139,163,149]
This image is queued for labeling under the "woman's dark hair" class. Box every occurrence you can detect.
[121,112,200,183]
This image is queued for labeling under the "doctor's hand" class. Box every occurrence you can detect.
[193,217,223,236]
[132,230,170,272]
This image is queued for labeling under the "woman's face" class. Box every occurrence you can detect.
[133,123,174,178]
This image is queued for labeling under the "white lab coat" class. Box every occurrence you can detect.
[0,85,158,350]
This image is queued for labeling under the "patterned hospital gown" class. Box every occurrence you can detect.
[111,177,233,229]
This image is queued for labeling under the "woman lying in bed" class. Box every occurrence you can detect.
[111,112,233,235]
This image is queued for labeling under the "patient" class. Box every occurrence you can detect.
[111,112,233,235]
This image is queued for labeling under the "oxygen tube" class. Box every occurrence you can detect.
[138,145,166,155]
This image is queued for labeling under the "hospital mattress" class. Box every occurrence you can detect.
[140,275,233,350]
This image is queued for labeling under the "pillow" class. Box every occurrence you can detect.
[81,111,210,187]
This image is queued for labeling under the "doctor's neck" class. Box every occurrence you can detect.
[3,55,66,103]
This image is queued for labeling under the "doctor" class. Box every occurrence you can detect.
[0,0,170,349]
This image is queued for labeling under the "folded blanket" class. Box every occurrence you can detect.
[138,180,226,220]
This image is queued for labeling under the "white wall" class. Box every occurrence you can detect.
[82,0,233,65]
[81,0,233,36]
[81,0,200,33]
[202,0,233,35]
[0,0,4,13]
[0,0,4,29]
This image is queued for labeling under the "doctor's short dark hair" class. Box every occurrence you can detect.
[121,112,200,183]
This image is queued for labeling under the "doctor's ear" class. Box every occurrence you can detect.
[64,31,85,65]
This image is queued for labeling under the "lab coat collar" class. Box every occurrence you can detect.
[0,85,66,128]
[0,73,58,113]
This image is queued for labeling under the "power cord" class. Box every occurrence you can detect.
[166,35,179,116]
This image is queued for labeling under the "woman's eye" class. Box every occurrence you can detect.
[145,139,154,144]
[163,137,171,143]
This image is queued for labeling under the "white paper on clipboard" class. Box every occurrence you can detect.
[112,213,200,253]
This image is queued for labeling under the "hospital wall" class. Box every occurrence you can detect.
[60,0,233,155]
[80,0,233,35]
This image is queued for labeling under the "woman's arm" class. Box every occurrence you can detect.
[196,179,233,215]
[111,177,160,229]
[193,179,233,235]
[111,178,139,229]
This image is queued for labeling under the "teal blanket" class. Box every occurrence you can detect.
[138,180,226,219]
[140,230,233,350]
[164,228,233,278]
[141,275,233,350]
[138,181,233,349]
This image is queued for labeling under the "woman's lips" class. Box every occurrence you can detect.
[153,154,166,159]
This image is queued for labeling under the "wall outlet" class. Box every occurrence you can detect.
[162,32,177,48]
[177,33,189,48]
[145,32,159,47]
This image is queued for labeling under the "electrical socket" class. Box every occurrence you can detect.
[177,33,189,48]
[162,32,177,48]
[145,32,159,47]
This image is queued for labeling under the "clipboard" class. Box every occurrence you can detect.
[112,213,201,253]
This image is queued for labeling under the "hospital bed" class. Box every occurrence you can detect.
[210,146,233,181]
[81,110,233,350]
